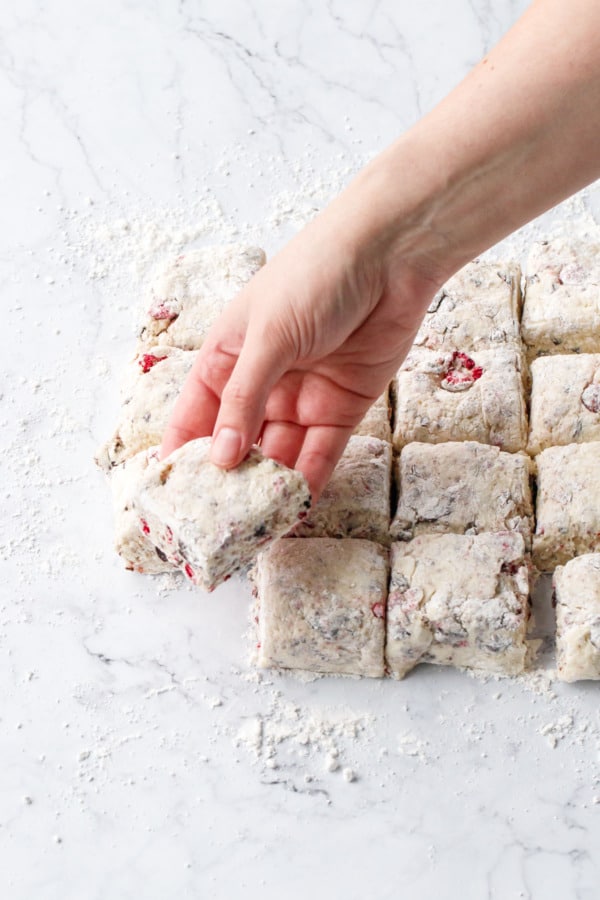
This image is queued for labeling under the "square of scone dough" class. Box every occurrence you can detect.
[391,441,534,548]
[353,388,392,442]
[253,538,388,677]
[95,347,197,472]
[133,437,311,591]
[110,447,174,575]
[290,435,392,543]
[553,554,600,682]
[412,259,522,352]
[522,239,600,359]
[527,353,600,455]
[386,532,530,679]
[137,244,266,350]
[533,443,600,571]
[392,346,528,452]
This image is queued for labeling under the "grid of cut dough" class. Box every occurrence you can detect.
[98,242,600,682]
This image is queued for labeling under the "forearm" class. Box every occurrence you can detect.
[347,0,600,286]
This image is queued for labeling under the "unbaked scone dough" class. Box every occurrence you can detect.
[393,347,528,452]
[527,353,600,455]
[413,259,522,352]
[386,532,530,679]
[291,435,392,543]
[553,553,600,682]
[96,347,197,471]
[111,447,173,574]
[522,239,600,359]
[138,245,266,351]
[253,538,388,677]
[353,388,391,443]
[391,441,533,547]
[533,443,600,571]
[133,437,311,591]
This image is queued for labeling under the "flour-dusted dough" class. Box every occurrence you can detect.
[553,554,600,682]
[96,347,197,471]
[392,346,528,452]
[253,538,388,677]
[413,260,522,352]
[290,435,392,543]
[386,533,529,679]
[533,443,600,571]
[353,388,392,443]
[527,354,600,455]
[522,239,600,359]
[133,437,311,591]
[138,245,266,351]
[111,447,174,574]
[391,441,533,546]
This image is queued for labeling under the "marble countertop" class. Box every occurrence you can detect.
[3,1,600,897]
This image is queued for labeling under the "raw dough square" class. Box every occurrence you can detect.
[391,441,533,547]
[353,388,391,442]
[254,538,388,677]
[522,239,600,358]
[138,245,266,350]
[290,435,392,543]
[527,353,600,455]
[96,347,197,471]
[133,437,311,591]
[553,553,600,682]
[111,447,174,575]
[413,259,522,352]
[392,347,528,452]
[386,532,529,679]
[533,443,600,571]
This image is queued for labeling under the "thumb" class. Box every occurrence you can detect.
[209,325,293,468]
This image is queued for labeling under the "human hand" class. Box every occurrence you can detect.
[160,175,441,498]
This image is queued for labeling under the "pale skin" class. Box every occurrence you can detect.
[161,0,600,498]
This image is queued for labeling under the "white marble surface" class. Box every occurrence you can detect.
[3,1,600,897]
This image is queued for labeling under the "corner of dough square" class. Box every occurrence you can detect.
[95,347,197,472]
[391,441,534,547]
[133,438,311,591]
[392,347,528,452]
[290,435,392,543]
[522,239,600,358]
[111,447,174,575]
[386,532,530,679]
[527,353,600,455]
[137,244,266,351]
[353,388,391,442]
[533,443,600,571]
[553,553,600,682]
[413,259,522,352]
[254,538,388,677]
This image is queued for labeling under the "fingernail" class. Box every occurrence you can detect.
[211,427,243,467]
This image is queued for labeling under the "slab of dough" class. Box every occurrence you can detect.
[138,245,266,351]
[391,441,533,547]
[393,346,528,452]
[111,447,174,574]
[353,388,391,443]
[527,353,600,455]
[132,437,311,591]
[522,239,600,359]
[553,553,600,682]
[253,538,388,677]
[413,259,522,352]
[96,347,197,471]
[533,443,600,571]
[290,435,392,543]
[386,532,530,679]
